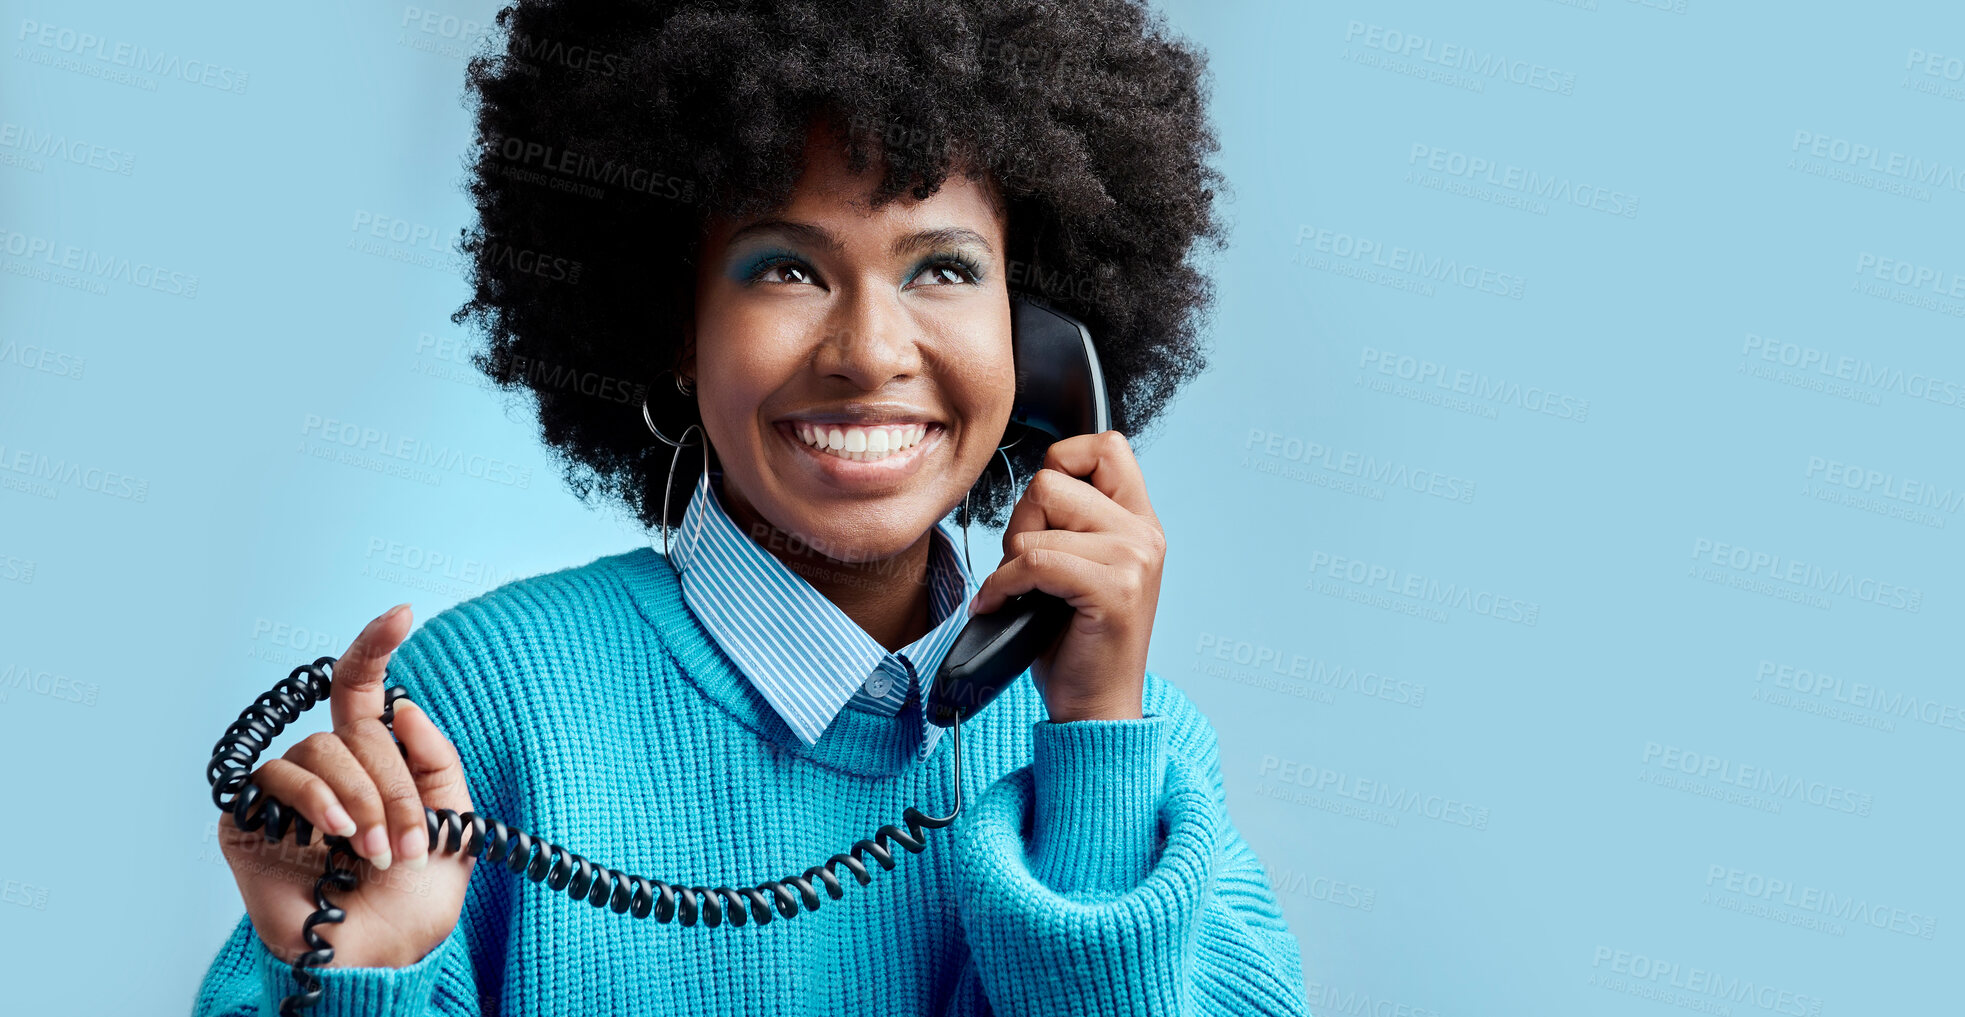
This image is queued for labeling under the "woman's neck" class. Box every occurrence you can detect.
[713,475,938,652]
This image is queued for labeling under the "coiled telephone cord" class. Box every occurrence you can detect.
[207,655,965,1015]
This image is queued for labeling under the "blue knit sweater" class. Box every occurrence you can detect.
[192,548,1311,1015]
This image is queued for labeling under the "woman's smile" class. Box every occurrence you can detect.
[771,415,949,493]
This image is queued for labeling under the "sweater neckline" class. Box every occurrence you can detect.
[610,546,945,779]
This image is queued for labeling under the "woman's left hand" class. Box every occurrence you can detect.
[967,430,1165,722]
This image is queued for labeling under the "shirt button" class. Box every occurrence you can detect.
[864,670,893,698]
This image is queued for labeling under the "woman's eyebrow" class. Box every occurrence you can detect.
[891,226,993,257]
[725,219,993,257]
[727,219,841,254]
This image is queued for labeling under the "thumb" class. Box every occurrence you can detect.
[331,604,413,731]
[391,700,473,817]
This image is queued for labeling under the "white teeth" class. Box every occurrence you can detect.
[791,422,930,462]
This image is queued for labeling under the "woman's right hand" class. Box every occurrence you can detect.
[218,604,477,969]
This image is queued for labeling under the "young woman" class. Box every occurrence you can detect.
[196,1,1308,1013]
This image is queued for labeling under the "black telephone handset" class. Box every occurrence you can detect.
[926,294,1110,728]
[206,291,1109,1013]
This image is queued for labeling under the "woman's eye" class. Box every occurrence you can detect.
[910,259,979,287]
[752,259,816,285]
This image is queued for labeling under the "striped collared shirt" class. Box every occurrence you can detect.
[666,468,976,755]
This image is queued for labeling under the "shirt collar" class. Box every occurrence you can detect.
[667,468,976,755]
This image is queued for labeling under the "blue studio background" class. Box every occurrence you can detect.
[2,1,1958,1013]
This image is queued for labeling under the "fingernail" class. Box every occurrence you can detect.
[398,828,429,869]
[966,592,982,616]
[386,602,411,620]
[324,804,357,838]
[363,826,393,870]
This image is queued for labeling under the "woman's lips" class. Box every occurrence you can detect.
[773,420,944,491]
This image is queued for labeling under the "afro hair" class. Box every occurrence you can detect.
[450,0,1229,533]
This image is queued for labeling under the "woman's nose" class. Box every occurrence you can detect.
[815,287,922,389]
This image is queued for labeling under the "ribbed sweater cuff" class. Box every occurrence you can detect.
[953,749,1223,1016]
[249,924,455,1016]
[1027,714,1173,896]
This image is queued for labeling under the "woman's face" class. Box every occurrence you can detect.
[686,129,1015,565]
